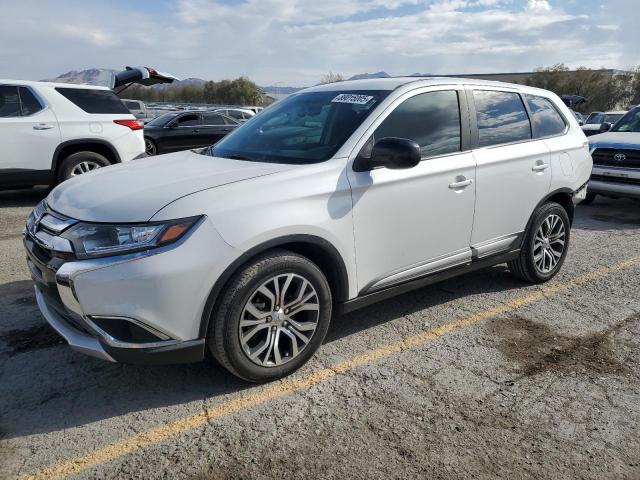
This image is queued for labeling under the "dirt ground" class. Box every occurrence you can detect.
[1,188,639,480]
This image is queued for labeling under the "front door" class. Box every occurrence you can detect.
[347,88,477,293]
[163,113,202,152]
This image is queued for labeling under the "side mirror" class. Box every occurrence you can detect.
[370,137,421,170]
[599,122,612,133]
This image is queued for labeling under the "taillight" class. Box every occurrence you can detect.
[114,119,143,131]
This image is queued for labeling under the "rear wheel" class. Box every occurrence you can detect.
[57,151,110,183]
[509,202,570,283]
[208,250,332,382]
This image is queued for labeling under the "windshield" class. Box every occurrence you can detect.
[586,113,624,125]
[611,108,640,133]
[146,112,180,127]
[210,90,390,164]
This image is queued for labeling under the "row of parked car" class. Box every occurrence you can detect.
[0,68,264,187]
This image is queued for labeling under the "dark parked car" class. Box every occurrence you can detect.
[143,111,239,155]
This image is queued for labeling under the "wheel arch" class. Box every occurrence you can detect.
[198,234,350,338]
[52,139,121,173]
[521,187,575,249]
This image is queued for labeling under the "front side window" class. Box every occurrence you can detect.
[373,90,462,159]
[174,113,200,127]
[526,95,567,138]
[611,107,640,133]
[0,85,21,118]
[211,90,389,164]
[56,88,130,114]
[474,90,531,147]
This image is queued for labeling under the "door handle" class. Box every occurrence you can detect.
[532,162,550,172]
[449,178,473,189]
[193,129,199,133]
[33,124,54,130]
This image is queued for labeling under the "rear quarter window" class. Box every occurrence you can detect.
[55,88,130,114]
[525,95,567,138]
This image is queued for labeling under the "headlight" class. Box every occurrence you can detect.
[61,216,202,258]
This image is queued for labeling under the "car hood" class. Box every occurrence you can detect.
[47,150,298,222]
[589,132,640,149]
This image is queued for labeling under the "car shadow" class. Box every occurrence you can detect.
[573,197,640,232]
[0,187,48,208]
[0,266,526,440]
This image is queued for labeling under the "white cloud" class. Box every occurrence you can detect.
[0,0,633,86]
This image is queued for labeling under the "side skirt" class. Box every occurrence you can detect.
[337,249,520,315]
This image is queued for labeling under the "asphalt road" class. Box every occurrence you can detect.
[1,188,639,480]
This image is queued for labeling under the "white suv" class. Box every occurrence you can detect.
[0,67,176,188]
[24,77,592,382]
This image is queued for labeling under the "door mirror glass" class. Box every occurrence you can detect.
[370,137,421,170]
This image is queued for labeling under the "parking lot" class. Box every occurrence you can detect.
[1,189,639,479]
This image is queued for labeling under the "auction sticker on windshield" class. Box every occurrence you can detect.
[332,94,374,104]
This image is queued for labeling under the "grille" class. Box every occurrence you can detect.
[592,148,640,168]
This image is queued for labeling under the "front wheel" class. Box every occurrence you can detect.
[208,250,332,382]
[145,138,157,156]
[509,202,570,283]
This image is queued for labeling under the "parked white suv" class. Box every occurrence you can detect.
[24,78,591,382]
[0,67,176,188]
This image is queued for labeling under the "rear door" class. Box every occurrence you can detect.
[0,84,60,174]
[200,112,236,146]
[469,88,551,249]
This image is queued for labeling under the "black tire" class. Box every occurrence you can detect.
[57,151,111,183]
[208,249,332,382]
[145,138,158,156]
[509,202,570,284]
[580,193,597,205]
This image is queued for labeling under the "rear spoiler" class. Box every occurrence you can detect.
[560,95,586,108]
[111,66,179,93]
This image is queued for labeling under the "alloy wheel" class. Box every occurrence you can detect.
[70,161,101,176]
[533,213,566,274]
[145,138,156,156]
[239,273,320,367]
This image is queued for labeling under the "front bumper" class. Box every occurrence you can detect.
[23,206,237,364]
[588,166,640,199]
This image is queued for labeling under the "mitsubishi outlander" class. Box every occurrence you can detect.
[24,77,592,382]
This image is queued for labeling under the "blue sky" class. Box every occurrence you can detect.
[0,0,636,86]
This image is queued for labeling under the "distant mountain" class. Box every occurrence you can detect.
[41,68,117,86]
[348,71,391,80]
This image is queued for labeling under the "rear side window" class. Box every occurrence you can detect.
[56,88,130,114]
[0,85,21,117]
[123,100,141,110]
[526,95,567,138]
[474,90,531,147]
[18,87,44,116]
[202,113,225,125]
[374,90,462,159]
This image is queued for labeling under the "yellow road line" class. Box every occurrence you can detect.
[23,255,640,480]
